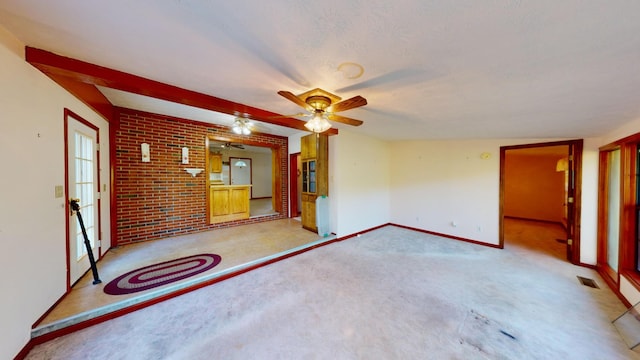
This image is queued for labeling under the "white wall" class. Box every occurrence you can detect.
[329,130,391,237]
[389,140,502,244]
[579,138,601,266]
[387,137,601,258]
[248,150,272,198]
[0,26,109,359]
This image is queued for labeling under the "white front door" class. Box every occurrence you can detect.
[230,157,252,197]
[67,116,100,285]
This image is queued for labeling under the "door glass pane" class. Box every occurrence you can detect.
[75,131,95,260]
[607,149,621,272]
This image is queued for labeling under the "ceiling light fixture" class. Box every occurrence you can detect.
[304,111,332,133]
[232,118,252,135]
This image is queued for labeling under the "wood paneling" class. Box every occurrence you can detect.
[300,134,328,232]
[210,185,251,223]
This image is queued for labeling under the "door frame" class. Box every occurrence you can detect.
[597,146,622,287]
[499,139,583,265]
[289,153,301,217]
[64,109,102,290]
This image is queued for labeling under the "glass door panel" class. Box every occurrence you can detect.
[606,149,621,273]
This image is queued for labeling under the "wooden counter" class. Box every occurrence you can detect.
[209,185,251,224]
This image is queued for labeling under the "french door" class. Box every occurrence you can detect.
[66,114,100,285]
[598,147,621,284]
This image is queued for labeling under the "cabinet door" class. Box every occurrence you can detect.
[230,187,249,214]
[301,160,317,194]
[301,134,317,159]
[210,188,230,216]
[301,194,317,231]
[210,153,222,173]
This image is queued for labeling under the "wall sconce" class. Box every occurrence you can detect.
[184,168,204,177]
[182,147,189,164]
[141,143,150,162]
[556,157,568,172]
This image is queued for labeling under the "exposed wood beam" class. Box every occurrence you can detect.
[25,47,337,134]
[48,74,115,122]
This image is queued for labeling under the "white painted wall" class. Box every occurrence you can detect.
[328,130,391,237]
[0,26,109,359]
[389,140,502,244]
[579,138,601,266]
[248,151,272,198]
[388,137,601,262]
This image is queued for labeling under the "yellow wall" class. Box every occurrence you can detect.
[504,152,566,223]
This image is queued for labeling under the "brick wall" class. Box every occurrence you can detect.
[115,108,288,245]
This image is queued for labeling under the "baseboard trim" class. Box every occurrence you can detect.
[390,223,502,249]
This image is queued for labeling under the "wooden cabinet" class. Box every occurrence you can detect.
[301,135,317,159]
[209,185,250,223]
[210,153,222,173]
[300,133,328,232]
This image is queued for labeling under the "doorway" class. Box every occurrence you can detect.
[500,140,583,264]
[289,153,301,218]
[65,111,101,287]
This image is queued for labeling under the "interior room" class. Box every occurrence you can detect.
[2,2,640,359]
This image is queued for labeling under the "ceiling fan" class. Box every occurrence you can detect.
[277,88,367,132]
[217,142,244,150]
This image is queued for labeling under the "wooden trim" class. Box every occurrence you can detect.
[289,153,300,217]
[63,113,71,291]
[63,109,102,290]
[109,115,119,247]
[503,216,565,228]
[25,47,337,135]
[31,292,70,330]
[51,75,114,123]
[620,143,637,275]
[499,147,506,249]
[571,140,584,265]
[596,147,621,285]
[499,139,584,264]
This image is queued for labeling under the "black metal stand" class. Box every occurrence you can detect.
[70,199,102,285]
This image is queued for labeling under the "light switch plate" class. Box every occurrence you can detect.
[54,185,63,198]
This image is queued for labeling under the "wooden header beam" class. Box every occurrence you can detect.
[25,47,336,134]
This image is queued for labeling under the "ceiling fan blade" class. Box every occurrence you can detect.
[277,91,314,112]
[269,112,309,119]
[329,95,368,112]
[326,113,364,126]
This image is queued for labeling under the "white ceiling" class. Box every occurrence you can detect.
[1,1,639,140]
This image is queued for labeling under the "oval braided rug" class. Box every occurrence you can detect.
[103,253,222,295]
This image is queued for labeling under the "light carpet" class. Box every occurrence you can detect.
[25,226,637,359]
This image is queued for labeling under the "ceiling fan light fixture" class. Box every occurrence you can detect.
[232,118,252,135]
[306,95,331,110]
[305,112,332,133]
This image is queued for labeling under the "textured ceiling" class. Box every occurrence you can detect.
[1,1,639,140]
